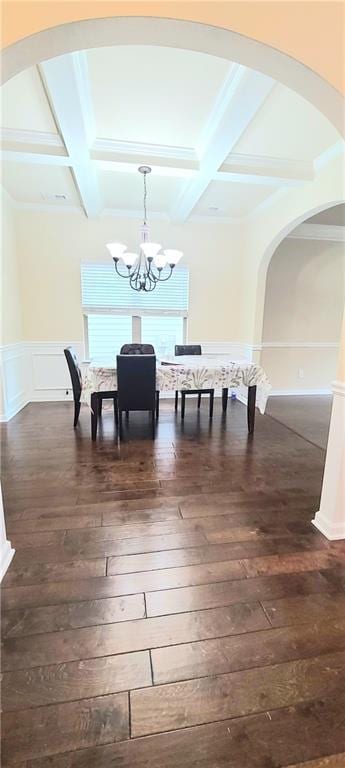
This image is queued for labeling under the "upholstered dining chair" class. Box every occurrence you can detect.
[174,344,214,419]
[117,354,156,440]
[64,347,118,438]
[120,343,154,355]
[120,343,159,417]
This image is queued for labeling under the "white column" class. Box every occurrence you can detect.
[312,310,345,540]
[0,482,15,581]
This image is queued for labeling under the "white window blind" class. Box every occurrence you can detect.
[81,263,189,315]
[87,315,132,358]
[142,316,184,358]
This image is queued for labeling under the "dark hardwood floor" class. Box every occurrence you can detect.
[1,398,345,767]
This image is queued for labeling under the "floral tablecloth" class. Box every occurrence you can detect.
[81,355,271,414]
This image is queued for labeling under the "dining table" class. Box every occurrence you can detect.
[81,354,271,438]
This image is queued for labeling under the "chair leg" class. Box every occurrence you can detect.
[73,399,81,427]
[209,390,214,419]
[156,391,160,419]
[98,397,102,417]
[181,392,186,420]
[175,391,178,411]
[247,385,257,434]
[222,388,228,413]
[197,392,202,409]
[113,397,118,428]
[125,411,129,419]
[91,393,98,441]
[152,410,156,438]
[119,410,123,441]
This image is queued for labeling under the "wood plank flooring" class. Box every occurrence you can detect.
[1,397,345,767]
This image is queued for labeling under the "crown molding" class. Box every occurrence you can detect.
[14,201,83,214]
[220,152,314,186]
[1,127,64,148]
[92,137,196,163]
[288,223,345,241]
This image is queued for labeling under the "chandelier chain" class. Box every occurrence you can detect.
[143,171,147,225]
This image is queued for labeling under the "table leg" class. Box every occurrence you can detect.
[209,390,214,419]
[222,388,228,413]
[247,385,257,434]
[91,393,98,441]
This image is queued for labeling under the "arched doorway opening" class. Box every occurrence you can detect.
[261,203,344,451]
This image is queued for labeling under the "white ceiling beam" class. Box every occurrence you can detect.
[170,66,276,222]
[2,128,313,187]
[39,53,102,218]
[2,150,72,166]
[218,152,314,187]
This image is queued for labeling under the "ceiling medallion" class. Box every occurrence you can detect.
[107,166,183,292]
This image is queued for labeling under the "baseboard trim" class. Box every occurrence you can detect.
[0,540,15,581]
[269,388,332,396]
[312,511,345,541]
[0,399,29,423]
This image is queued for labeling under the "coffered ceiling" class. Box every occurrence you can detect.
[1,45,342,221]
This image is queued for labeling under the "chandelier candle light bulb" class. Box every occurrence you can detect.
[106,166,183,292]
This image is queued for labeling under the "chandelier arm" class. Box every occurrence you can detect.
[113,260,133,279]
[130,264,142,291]
[152,265,174,282]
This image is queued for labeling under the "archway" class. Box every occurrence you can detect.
[261,202,344,443]
[2,16,344,134]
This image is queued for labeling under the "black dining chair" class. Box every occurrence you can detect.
[120,343,159,418]
[116,354,156,440]
[120,343,154,355]
[64,347,118,438]
[174,344,214,419]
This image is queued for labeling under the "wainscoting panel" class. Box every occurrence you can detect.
[0,340,338,421]
[29,342,85,402]
[0,343,29,422]
[260,342,339,395]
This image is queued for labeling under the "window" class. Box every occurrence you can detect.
[87,315,132,358]
[81,263,189,358]
[141,316,184,358]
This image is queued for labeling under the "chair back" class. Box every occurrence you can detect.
[64,347,82,402]
[120,343,155,355]
[175,344,201,356]
[117,355,156,411]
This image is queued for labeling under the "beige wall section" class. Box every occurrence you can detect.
[0,193,22,345]
[15,210,246,344]
[261,238,345,391]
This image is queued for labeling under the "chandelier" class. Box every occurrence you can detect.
[107,166,183,292]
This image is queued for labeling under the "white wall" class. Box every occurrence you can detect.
[261,237,345,392]
[0,194,28,420]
